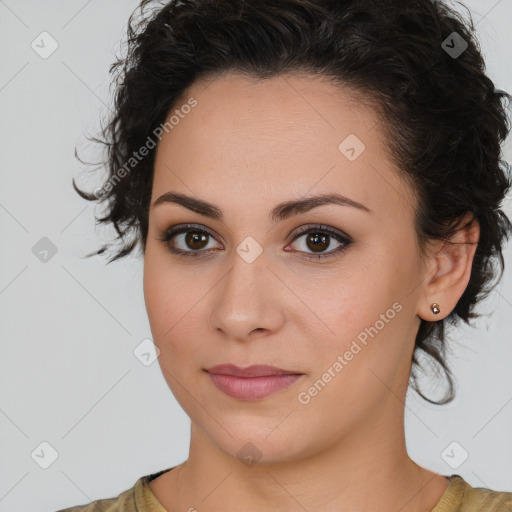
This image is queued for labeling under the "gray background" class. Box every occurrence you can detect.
[1,1,511,511]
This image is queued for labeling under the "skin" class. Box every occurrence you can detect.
[143,72,480,512]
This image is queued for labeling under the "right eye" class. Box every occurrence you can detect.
[157,224,222,258]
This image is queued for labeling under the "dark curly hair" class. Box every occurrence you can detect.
[73,0,512,405]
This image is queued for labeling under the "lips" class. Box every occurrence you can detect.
[204,364,305,400]
[205,364,302,377]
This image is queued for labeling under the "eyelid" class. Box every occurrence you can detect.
[290,223,350,241]
[158,223,223,249]
[158,222,352,260]
[160,223,219,238]
[160,223,349,242]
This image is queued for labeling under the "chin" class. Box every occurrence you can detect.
[198,414,318,467]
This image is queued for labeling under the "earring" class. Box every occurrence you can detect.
[430,303,440,315]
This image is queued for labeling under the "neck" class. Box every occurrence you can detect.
[162,409,447,512]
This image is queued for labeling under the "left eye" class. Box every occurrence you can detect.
[158,223,352,261]
[287,224,352,260]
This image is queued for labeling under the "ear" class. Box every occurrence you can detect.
[417,213,480,321]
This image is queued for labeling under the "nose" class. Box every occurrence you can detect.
[208,249,286,342]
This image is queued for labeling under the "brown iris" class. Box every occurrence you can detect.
[305,233,329,253]
[185,231,209,251]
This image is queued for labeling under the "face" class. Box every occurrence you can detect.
[143,72,427,464]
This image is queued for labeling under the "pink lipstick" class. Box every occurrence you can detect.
[205,364,304,401]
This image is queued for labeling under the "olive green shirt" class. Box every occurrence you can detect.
[55,467,512,511]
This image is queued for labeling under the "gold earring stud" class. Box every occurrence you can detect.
[430,303,440,314]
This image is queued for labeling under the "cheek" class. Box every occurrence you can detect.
[305,252,408,369]
[144,247,182,344]
[143,251,208,361]
[143,256,169,338]
[305,254,390,329]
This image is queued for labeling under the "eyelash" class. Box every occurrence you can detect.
[157,223,352,261]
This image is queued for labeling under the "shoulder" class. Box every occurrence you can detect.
[53,481,136,512]
[52,467,175,512]
[461,480,512,511]
[443,474,512,512]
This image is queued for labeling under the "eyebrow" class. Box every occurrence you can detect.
[151,191,373,222]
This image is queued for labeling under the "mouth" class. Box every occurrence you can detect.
[204,364,305,401]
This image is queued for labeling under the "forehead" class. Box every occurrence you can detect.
[151,72,416,222]
[180,71,377,138]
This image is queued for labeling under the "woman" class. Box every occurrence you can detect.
[59,0,512,510]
